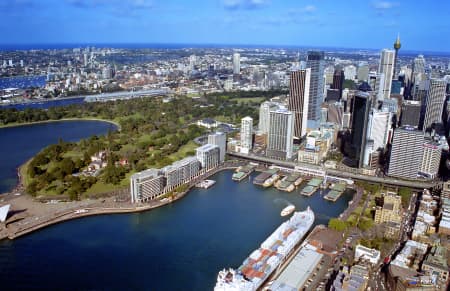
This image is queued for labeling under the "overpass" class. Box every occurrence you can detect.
[227,152,440,190]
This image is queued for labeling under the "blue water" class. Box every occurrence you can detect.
[0,121,353,290]
[0,120,116,193]
[0,75,46,89]
[0,170,352,290]
[1,97,85,110]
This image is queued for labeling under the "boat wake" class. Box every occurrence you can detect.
[273,198,293,207]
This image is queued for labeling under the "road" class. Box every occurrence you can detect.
[227,152,439,189]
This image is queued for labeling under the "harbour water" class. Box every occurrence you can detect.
[0,120,117,193]
[0,120,353,290]
[0,75,46,89]
[0,169,353,290]
[1,97,85,110]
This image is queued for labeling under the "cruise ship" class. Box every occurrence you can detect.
[214,207,315,291]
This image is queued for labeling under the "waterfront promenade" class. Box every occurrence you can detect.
[0,161,245,241]
[228,152,440,190]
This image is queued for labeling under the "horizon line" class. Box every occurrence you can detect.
[0,42,449,55]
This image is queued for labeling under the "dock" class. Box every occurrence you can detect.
[324,183,347,202]
[232,165,254,182]
[195,179,216,189]
[253,168,278,186]
[300,178,323,196]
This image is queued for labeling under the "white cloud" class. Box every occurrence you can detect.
[372,1,398,9]
[222,0,269,10]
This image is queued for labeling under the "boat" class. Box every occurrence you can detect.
[214,207,315,291]
[262,174,280,188]
[281,205,295,217]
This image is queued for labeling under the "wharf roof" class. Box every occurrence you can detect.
[271,244,323,290]
[307,178,322,187]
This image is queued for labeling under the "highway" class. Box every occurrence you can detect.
[227,152,440,190]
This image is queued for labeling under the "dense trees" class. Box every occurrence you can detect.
[16,92,264,199]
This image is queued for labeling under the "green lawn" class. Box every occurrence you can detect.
[168,140,198,160]
[230,97,265,104]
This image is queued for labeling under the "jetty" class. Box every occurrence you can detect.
[324,183,347,202]
[253,168,278,186]
[232,164,255,182]
[195,179,216,189]
[300,178,323,196]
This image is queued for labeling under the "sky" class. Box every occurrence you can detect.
[1,0,449,52]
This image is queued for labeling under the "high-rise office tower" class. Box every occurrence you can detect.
[423,79,446,131]
[401,100,421,128]
[208,132,227,163]
[306,51,325,124]
[331,68,344,99]
[378,49,395,100]
[366,110,391,150]
[324,66,335,85]
[357,63,369,82]
[368,72,385,101]
[413,55,426,76]
[363,110,391,166]
[388,127,424,179]
[240,116,253,153]
[267,109,295,160]
[344,65,357,81]
[393,34,401,79]
[327,101,344,128]
[258,101,281,134]
[350,91,371,168]
[233,53,240,75]
[419,139,442,179]
[288,68,311,138]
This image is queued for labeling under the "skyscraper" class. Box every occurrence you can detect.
[233,53,240,75]
[401,100,421,128]
[240,116,253,153]
[423,79,446,131]
[288,68,311,138]
[419,139,442,179]
[368,72,385,101]
[378,49,395,100]
[331,68,344,99]
[258,101,280,134]
[196,144,220,171]
[349,91,371,168]
[413,55,426,76]
[388,127,424,179]
[393,34,401,79]
[267,109,295,160]
[363,110,391,166]
[208,132,227,163]
[306,51,325,124]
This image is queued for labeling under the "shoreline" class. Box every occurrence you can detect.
[0,163,243,241]
[0,118,121,130]
[1,161,358,242]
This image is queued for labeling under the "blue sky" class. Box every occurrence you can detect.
[1,0,449,51]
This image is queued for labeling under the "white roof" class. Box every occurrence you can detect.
[0,204,11,223]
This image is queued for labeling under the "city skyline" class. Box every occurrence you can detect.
[1,0,450,52]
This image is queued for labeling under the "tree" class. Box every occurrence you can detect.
[328,218,348,231]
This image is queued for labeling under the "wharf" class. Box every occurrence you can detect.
[324,190,343,202]
[232,165,254,182]
[253,168,278,186]
[195,179,216,189]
